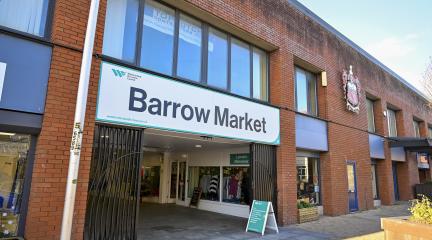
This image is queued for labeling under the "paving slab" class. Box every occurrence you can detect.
[137,202,410,240]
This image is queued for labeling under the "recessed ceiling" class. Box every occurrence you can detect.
[143,128,249,152]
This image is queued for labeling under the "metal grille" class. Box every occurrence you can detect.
[250,143,277,212]
[84,125,143,240]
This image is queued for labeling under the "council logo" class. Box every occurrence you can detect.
[112,68,126,78]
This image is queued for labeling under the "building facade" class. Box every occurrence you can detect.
[0,0,431,239]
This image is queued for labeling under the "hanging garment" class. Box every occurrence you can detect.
[228,175,239,196]
[199,175,210,194]
[208,175,219,194]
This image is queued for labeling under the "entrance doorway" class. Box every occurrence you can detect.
[85,125,277,239]
[392,162,400,201]
[347,161,358,212]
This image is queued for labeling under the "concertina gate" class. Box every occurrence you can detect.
[250,143,278,214]
[84,125,143,240]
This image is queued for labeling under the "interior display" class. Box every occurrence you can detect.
[222,167,250,205]
[0,133,30,238]
[141,166,160,197]
[296,157,320,205]
[188,167,219,201]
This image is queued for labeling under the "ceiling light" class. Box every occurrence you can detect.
[0,132,15,136]
[195,144,202,148]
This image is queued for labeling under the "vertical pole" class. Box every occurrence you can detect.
[60,0,100,239]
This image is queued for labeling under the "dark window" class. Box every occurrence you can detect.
[387,109,397,137]
[366,98,376,132]
[295,67,317,116]
[0,0,50,37]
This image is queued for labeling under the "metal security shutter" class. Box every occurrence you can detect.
[84,125,143,240]
[250,143,277,212]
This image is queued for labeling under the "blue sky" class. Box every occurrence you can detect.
[297,0,432,94]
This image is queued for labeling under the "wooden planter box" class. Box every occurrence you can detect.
[298,207,319,223]
[381,217,432,240]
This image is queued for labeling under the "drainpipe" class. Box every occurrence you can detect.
[60,0,100,239]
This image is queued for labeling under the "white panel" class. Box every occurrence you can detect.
[97,61,280,145]
[391,147,406,162]
[369,134,385,159]
[295,114,328,151]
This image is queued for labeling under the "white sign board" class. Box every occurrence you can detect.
[96,62,280,145]
[0,62,6,102]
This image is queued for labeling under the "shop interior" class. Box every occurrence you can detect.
[0,132,30,238]
[137,129,252,237]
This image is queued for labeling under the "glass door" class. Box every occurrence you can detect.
[168,161,177,203]
[347,162,359,212]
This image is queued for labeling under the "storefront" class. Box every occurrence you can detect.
[0,31,51,237]
[84,60,280,239]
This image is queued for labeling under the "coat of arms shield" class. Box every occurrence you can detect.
[342,65,361,113]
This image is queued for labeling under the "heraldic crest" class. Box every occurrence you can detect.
[342,65,361,114]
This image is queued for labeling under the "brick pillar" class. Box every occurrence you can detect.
[270,50,297,225]
[397,151,420,200]
[374,100,394,205]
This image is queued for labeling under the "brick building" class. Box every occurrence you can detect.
[0,0,431,239]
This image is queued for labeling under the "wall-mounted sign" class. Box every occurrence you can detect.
[230,153,250,165]
[0,62,6,102]
[96,62,280,145]
[342,65,361,114]
[417,153,430,169]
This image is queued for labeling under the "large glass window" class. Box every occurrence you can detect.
[230,38,251,97]
[0,0,50,37]
[295,67,317,116]
[429,127,432,138]
[387,109,398,137]
[0,133,31,238]
[140,0,175,75]
[101,1,268,101]
[366,98,376,133]
[296,157,320,205]
[103,0,139,62]
[188,167,219,201]
[252,48,268,101]
[413,120,421,138]
[222,167,250,205]
[207,28,228,89]
[177,14,202,82]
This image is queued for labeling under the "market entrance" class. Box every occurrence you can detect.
[139,128,253,217]
[84,125,276,240]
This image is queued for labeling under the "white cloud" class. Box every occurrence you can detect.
[363,33,428,95]
[365,34,418,59]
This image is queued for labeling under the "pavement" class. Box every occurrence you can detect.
[137,202,410,240]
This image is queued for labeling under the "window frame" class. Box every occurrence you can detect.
[387,108,398,137]
[0,0,55,41]
[101,0,269,102]
[413,120,421,138]
[294,66,318,116]
[371,161,379,200]
[366,98,376,133]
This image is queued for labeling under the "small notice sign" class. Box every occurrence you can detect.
[246,200,279,235]
[230,153,250,165]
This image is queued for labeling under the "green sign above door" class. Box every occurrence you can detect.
[230,153,250,165]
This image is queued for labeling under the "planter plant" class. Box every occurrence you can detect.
[381,195,432,239]
[297,201,319,223]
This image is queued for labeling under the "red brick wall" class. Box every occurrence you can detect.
[22,0,432,239]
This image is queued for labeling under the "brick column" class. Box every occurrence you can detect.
[375,100,394,205]
[397,151,420,200]
[270,50,298,225]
